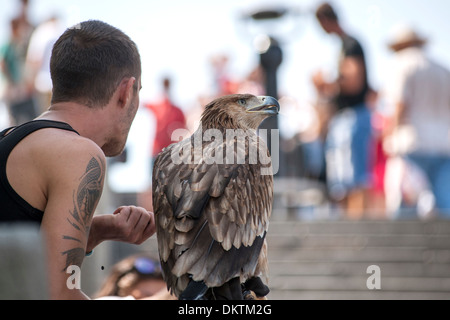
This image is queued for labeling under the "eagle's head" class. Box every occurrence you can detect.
[200,94,280,130]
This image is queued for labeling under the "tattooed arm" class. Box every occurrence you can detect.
[41,140,106,300]
[40,137,155,300]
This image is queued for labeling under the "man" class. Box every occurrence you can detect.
[382,25,450,218]
[1,11,37,125]
[145,76,186,160]
[0,20,155,299]
[312,2,373,218]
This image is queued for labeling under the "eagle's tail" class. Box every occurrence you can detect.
[179,278,242,300]
[179,280,208,300]
[179,277,270,300]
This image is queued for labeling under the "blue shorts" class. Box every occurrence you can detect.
[407,153,450,217]
[325,105,373,199]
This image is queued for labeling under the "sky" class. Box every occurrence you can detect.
[1,0,450,112]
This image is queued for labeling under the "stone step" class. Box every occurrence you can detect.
[269,290,450,300]
[268,220,450,236]
[0,224,49,300]
[265,219,450,300]
[269,275,450,292]
[268,246,450,263]
[267,233,450,249]
[268,261,450,278]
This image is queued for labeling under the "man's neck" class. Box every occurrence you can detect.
[38,102,110,149]
[334,25,346,38]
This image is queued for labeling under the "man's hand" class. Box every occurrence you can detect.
[111,206,156,244]
[87,206,155,253]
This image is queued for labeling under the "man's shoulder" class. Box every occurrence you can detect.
[342,34,364,57]
[33,130,106,193]
[31,128,105,169]
[36,127,100,149]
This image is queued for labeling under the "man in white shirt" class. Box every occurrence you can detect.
[26,16,63,113]
[382,25,450,218]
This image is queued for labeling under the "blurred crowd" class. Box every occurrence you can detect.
[1,0,450,221]
[309,3,450,221]
[0,0,62,126]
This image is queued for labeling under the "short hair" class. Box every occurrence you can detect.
[50,20,141,108]
[315,2,339,22]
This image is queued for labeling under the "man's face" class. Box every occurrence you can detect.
[102,78,141,157]
[318,17,334,34]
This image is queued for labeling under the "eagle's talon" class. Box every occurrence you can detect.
[243,290,255,300]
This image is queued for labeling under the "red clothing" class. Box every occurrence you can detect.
[146,97,186,157]
[370,112,388,194]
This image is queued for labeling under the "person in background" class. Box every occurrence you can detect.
[145,76,187,161]
[312,2,374,219]
[1,0,37,125]
[96,254,175,300]
[381,25,450,219]
[25,15,63,113]
[140,77,186,212]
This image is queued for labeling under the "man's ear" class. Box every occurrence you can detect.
[117,77,136,108]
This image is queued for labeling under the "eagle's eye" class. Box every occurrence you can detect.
[237,99,247,107]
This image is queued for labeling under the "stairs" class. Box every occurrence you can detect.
[266,219,450,300]
[83,177,450,300]
[132,218,450,300]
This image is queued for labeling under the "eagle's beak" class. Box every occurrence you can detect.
[246,96,280,115]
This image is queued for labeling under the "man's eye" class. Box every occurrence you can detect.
[238,99,246,106]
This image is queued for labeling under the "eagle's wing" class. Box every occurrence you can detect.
[152,133,273,297]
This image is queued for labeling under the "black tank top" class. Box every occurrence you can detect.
[0,120,80,224]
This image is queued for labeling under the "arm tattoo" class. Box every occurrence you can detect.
[62,155,105,271]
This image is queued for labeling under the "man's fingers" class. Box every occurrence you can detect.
[114,206,155,244]
[142,211,156,239]
[132,208,149,234]
[125,206,142,227]
[114,206,132,220]
[131,209,155,244]
[113,207,124,215]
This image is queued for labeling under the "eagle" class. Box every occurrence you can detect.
[152,94,280,300]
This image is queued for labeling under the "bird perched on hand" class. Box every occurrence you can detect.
[152,94,280,300]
